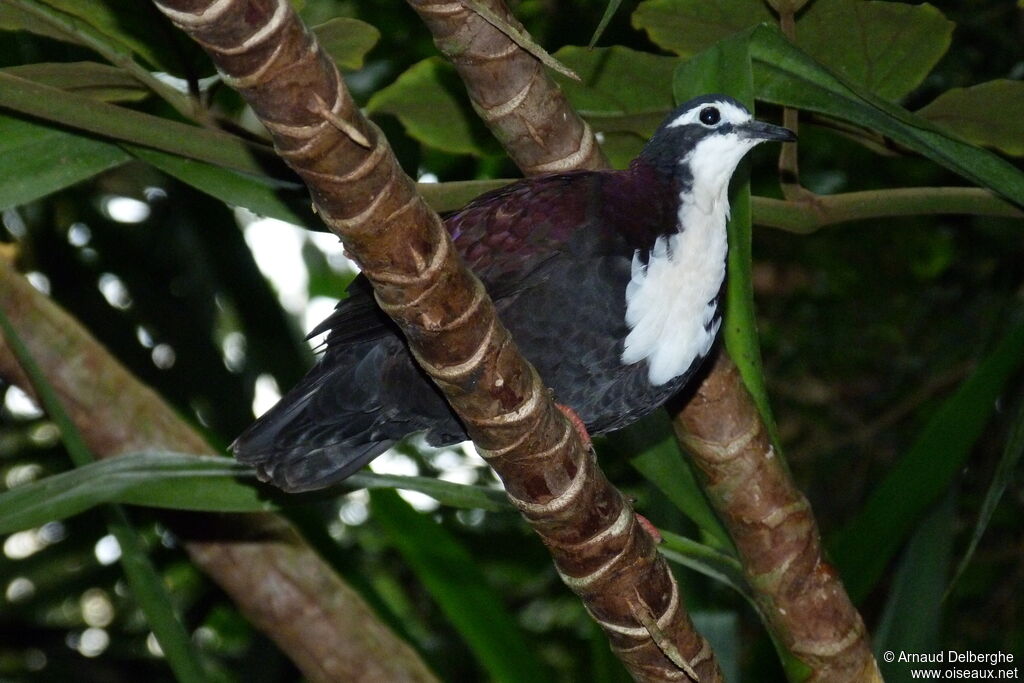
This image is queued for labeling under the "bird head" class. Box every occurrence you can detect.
[638,95,796,202]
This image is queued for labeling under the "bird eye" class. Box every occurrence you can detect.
[699,107,721,126]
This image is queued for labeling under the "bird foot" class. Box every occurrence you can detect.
[635,513,663,544]
[555,403,592,451]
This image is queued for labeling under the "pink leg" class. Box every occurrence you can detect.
[555,403,592,451]
[635,513,663,544]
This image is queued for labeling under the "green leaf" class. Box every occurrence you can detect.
[917,80,1024,157]
[674,31,784,447]
[747,25,1024,206]
[634,0,953,100]
[0,72,279,178]
[0,452,511,534]
[416,178,511,213]
[370,489,555,683]
[367,58,491,156]
[0,113,128,210]
[658,531,750,601]
[20,0,183,72]
[311,18,380,71]
[873,493,953,679]
[553,46,680,138]
[612,412,732,548]
[1,62,148,102]
[129,146,316,227]
[946,395,1024,596]
[0,1,82,44]
[588,0,624,47]
[831,318,1024,602]
[632,0,770,58]
[796,0,953,100]
[0,307,209,682]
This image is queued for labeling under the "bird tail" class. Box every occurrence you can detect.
[230,346,398,492]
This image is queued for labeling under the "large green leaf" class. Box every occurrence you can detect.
[311,18,381,71]
[796,0,952,101]
[831,318,1024,602]
[370,489,555,683]
[0,113,128,210]
[0,452,511,534]
[632,0,771,58]
[552,46,680,138]
[634,0,952,101]
[917,80,1024,157]
[367,58,492,156]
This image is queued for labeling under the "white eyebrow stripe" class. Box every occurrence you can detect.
[666,100,752,129]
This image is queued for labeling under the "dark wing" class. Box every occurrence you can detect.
[309,170,608,349]
[232,171,610,491]
[448,171,605,294]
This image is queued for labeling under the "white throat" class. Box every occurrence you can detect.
[621,133,757,385]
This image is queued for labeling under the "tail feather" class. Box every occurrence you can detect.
[231,336,466,492]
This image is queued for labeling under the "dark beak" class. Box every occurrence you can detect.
[739,119,797,142]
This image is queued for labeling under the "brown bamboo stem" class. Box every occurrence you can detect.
[403,0,882,678]
[150,0,720,679]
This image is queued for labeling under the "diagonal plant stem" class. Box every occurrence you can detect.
[403,0,881,679]
[149,0,720,680]
[406,0,608,174]
[0,258,438,683]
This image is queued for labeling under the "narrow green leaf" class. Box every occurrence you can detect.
[588,0,623,48]
[917,80,1024,157]
[0,72,278,178]
[3,0,197,116]
[129,146,315,227]
[0,113,128,210]
[748,25,1024,206]
[0,1,74,43]
[658,530,750,601]
[25,0,181,71]
[1,62,148,102]
[370,489,555,683]
[0,452,510,534]
[612,413,732,548]
[0,307,209,682]
[873,493,954,678]
[311,18,381,71]
[367,58,491,156]
[946,396,1024,596]
[831,318,1024,602]
[674,30,783,447]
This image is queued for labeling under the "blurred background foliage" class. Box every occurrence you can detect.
[0,0,1022,681]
